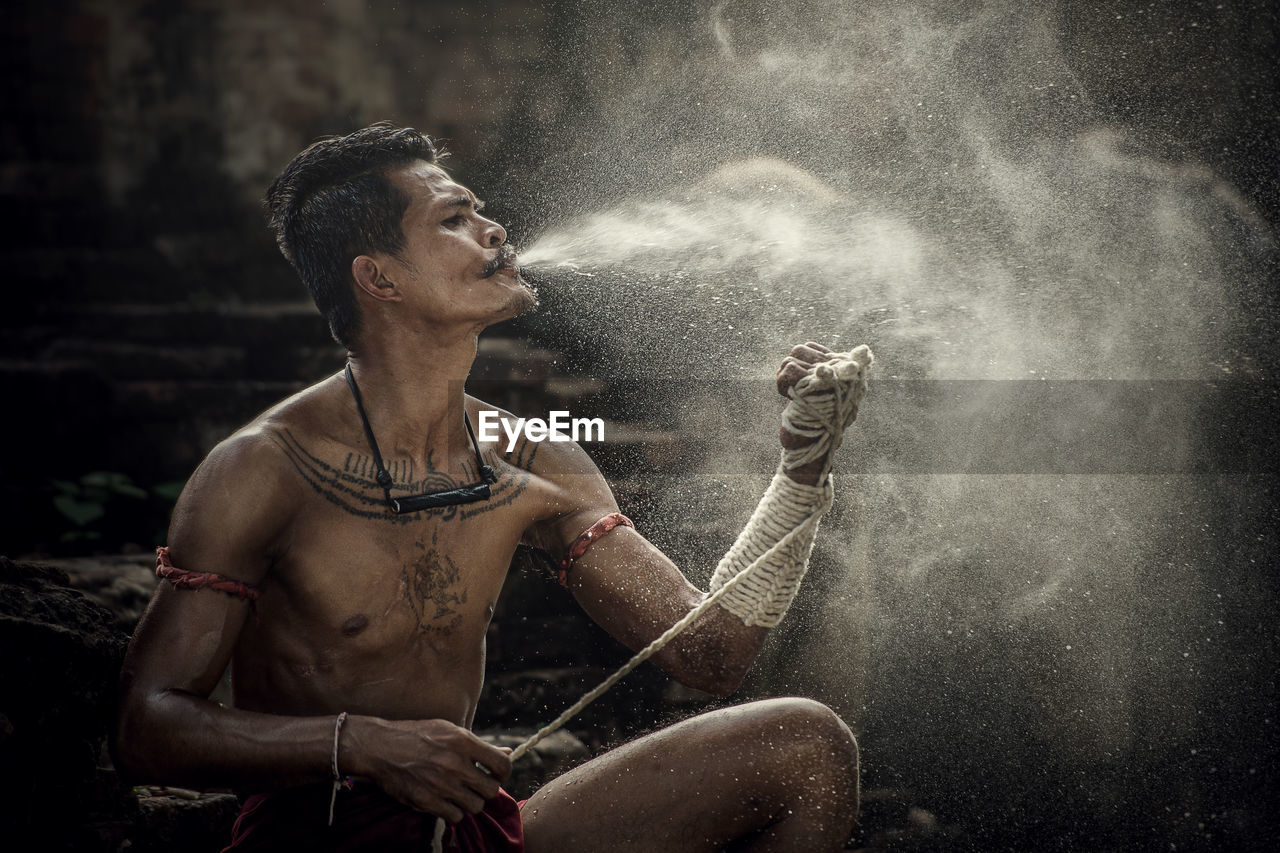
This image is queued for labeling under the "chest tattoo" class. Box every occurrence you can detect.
[272,429,534,523]
[402,535,468,636]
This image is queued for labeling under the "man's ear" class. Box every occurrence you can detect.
[352,255,402,302]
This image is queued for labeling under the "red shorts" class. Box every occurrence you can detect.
[222,782,524,852]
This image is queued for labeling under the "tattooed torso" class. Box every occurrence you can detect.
[226,389,568,728]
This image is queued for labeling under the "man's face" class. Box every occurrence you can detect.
[381,160,536,330]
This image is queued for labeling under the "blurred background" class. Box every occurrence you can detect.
[2,1,1277,850]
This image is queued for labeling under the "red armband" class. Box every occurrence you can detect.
[558,513,635,587]
[155,546,261,605]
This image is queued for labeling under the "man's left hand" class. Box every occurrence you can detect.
[775,341,855,485]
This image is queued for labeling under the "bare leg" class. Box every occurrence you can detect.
[521,697,859,853]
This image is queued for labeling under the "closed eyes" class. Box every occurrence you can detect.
[443,198,486,228]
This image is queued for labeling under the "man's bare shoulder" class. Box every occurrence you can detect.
[467,396,605,480]
[168,374,347,572]
[466,396,619,546]
[249,369,349,437]
[189,372,344,486]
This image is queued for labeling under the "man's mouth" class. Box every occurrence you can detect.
[481,247,520,279]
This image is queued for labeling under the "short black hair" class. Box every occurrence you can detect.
[264,123,443,347]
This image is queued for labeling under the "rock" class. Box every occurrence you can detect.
[132,791,242,853]
[848,787,957,852]
[47,554,159,632]
[479,729,591,800]
[0,556,139,851]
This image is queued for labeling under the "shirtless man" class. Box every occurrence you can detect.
[115,124,862,852]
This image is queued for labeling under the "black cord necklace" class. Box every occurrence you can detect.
[344,363,496,514]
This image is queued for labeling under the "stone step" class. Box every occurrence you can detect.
[22,344,599,405]
[133,791,242,853]
[18,304,568,386]
[34,302,562,355]
[115,378,311,422]
[34,301,337,348]
[105,377,611,426]
[46,337,349,383]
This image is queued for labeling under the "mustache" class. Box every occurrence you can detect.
[481,246,520,278]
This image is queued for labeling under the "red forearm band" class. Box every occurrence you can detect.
[558,513,635,587]
[155,546,261,604]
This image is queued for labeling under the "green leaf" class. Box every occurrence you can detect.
[110,482,149,499]
[152,481,187,501]
[53,494,106,527]
[80,485,111,502]
[51,479,81,495]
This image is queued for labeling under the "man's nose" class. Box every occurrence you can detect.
[482,217,506,247]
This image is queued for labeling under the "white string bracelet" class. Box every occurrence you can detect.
[327,711,353,826]
[431,816,447,853]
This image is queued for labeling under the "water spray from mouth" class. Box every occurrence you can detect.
[481,245,520,279]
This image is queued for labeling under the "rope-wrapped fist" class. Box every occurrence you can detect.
[777,343,874,476]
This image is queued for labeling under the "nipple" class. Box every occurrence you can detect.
[341,614,370,636]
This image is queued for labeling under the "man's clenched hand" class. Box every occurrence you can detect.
[776,341,868,485]
[345,717,512,823]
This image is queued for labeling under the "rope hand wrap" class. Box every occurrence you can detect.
[708,345,872,627]
[707,472,833,627]
[508,346,873,762]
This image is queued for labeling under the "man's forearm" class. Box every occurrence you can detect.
[115,689,358,791]
[655,598,771,696]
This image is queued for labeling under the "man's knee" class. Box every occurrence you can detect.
[738,697,860,834]
[757,697,860,779]
[756,696,856,743]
